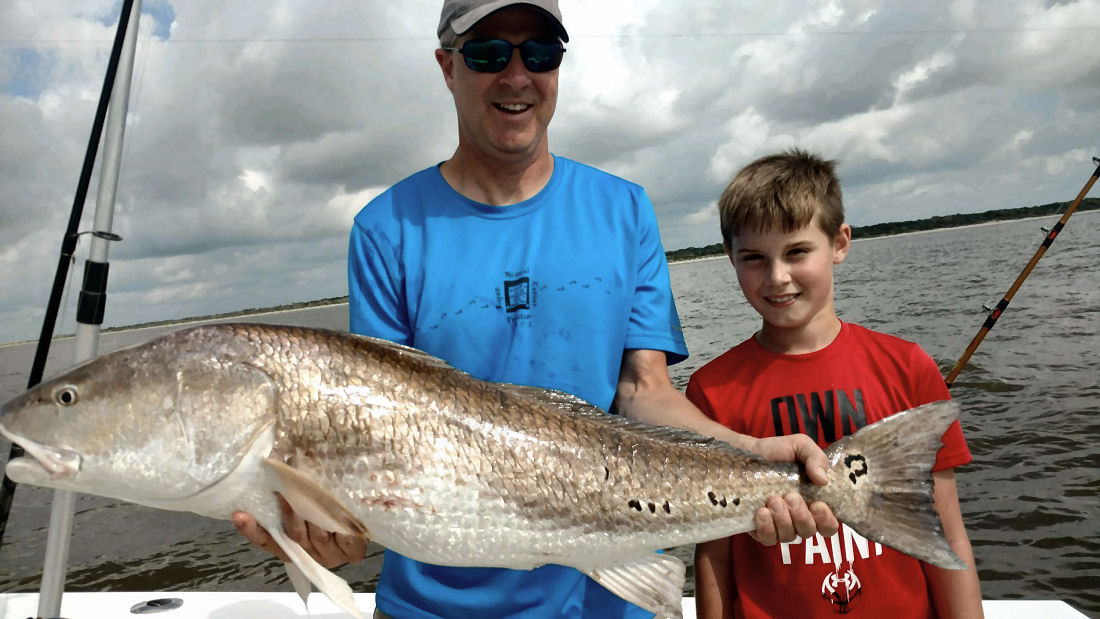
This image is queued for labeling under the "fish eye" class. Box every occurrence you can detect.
[55,386,79,406]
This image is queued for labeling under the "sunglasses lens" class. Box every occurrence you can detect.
[458,39,564,73]
[461,39,512,72]
[520,41,564,72]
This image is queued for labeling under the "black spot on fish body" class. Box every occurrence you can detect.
[708,491,728,507]
[629,499,642,511]
[648,502,656,513]
[603,467,610,481]
[662,501,671,514]
[845,454,869,484]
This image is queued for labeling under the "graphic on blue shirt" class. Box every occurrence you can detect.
[503,276,531,312]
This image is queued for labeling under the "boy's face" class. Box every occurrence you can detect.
[727,217,851,339]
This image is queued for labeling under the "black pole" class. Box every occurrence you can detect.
[0,0,137,548]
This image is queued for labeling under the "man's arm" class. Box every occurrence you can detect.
[612,348,839,543]
[923,469,984,618]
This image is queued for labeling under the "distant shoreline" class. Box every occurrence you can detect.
[5,206,1096,348]
[665,212,1083,266]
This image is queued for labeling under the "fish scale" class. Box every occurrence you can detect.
[0,323,967,619]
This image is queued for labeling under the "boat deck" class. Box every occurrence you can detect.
[0,592,1090,618]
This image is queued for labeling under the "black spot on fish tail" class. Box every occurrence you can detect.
[844,454,869,484]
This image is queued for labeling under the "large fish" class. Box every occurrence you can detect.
[0,324,966,618]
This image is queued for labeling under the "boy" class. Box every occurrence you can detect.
[688,150,983,618]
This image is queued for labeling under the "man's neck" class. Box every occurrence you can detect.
[439,147,555,206]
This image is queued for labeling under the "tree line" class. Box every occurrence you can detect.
[665,198,1100,263]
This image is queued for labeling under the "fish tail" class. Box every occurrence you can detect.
[817,400,968,570]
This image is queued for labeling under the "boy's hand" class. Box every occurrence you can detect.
[748,435,840,545]
[232,495,368,568]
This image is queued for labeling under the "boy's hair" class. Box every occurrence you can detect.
[718,149,845,250]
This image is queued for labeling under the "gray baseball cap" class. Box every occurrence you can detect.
[438,0,569,42]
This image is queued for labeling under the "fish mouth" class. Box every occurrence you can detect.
[0,425,82,481]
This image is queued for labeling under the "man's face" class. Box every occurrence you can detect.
[436,7,560,163]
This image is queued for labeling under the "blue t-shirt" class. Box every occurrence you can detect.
[348,155,687,618]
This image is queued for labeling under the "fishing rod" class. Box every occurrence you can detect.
[0,0,136,548]
[944,156,1100,387]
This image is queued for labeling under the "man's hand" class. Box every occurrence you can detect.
[748,434,839,546]
[231,494,368,568]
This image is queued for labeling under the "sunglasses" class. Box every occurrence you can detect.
[444,38,566,73]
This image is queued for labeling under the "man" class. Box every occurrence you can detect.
[235,2,838,617]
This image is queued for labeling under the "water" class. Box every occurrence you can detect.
[1,213,1097,615]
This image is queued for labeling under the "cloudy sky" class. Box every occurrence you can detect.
[0,0,1097,344]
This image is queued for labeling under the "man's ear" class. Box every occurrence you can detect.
[435,48,456,92]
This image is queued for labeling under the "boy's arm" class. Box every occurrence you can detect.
[695,538,735,619]
[614,348,839,543]
[924,469,984,618]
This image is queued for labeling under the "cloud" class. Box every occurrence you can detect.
[0,0,1098,343]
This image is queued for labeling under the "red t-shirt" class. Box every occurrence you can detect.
[686,322,971,618]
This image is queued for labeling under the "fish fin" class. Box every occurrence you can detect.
[587,414,768,460]
[267,525,363,619]
[494,383,767,459]
[495,383,607,416]
[284,561,311,604]
[820,400,968,570]
[264,458,371,539]
[588,553,685,619]
[348,332,456,369]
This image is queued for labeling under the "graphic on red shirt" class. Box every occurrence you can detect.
[781,525,884,614]
[769,389,866,443]
[821,559,861,614]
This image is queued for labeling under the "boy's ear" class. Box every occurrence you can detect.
[832,224,852,264]
[723,241,736,266]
